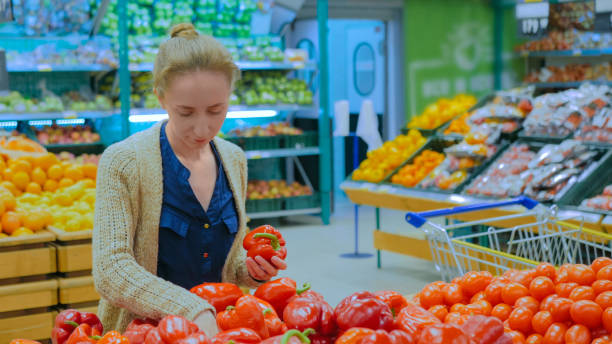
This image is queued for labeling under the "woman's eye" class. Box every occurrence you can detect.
[179,112,192,117]
[209,110,223,115]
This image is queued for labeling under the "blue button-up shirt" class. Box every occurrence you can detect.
[157,122,239,290]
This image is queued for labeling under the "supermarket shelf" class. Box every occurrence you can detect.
[245,147,320,159]
[247,207,322,219]
[529,81,612,89]
[130,104,315,116]
[7,64,115,72]
[519,48,612,58]
[128,61,316,72]
[0,110,115,121]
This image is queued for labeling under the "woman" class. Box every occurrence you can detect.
[92,23,287,337]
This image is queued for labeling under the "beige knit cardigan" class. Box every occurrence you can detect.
[92,121,261,332]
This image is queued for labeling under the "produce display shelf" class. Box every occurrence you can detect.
[247,207,322,220]
[244,147,320,159]
[528,81,612,89]
[130,104,316,116]
[7,64,114,72]
[47,227,92,274]
[44,142,105,155]
[128,61,316,72]
[0,230,57,281]
[519,48,612,58]
[0,110,115,121]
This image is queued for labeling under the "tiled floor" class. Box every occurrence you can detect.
[250,197,441,306]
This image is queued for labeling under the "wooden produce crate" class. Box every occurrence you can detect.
[0,311,57,344]
[48,227,92,274]
[0,230,56,282]
[0,280,58,313]
[58,276,100,306]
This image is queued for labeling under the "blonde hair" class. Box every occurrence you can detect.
[153,23,240,97]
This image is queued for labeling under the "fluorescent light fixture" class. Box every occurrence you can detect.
[57,118,86,125]
[129,110,278,123]
[449,194,468,204]
[0,121,18,128]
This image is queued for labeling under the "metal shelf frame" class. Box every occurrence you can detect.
[247,207,322,219]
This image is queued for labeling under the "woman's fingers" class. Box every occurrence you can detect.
[270,256,287,270]
[246,258,267,280]
[255,256,277,276]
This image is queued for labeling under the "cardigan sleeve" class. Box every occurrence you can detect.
[92,143,216,321]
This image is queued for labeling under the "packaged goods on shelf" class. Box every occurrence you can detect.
[33,124,100,145]
[5,39,117,69]
[0,91,113,114]
[465,140,603,202]
[351,130,426,183]
[549,1,595,31]
[517,29,612,52]
[524,62,612,83]
[523,83,611,141]
[581,184,612,211]
[228,122,303,137]
[406,94,477,131]
[235,72,313,106]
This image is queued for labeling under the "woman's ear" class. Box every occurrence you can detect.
[154,89,166,110]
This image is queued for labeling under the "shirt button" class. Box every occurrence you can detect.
[204,223,210,229]
[203,252,209,258]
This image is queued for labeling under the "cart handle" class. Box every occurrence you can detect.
[405,196,539,228]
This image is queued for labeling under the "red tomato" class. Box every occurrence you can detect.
[530,277,555,301]
[569,265,597,286]
[508,307,533,334]
[491,303,513,321]
[459,271,492,297]
[564,324,591,344]
[512,270,536,288]
[532,311,553,335]
[555,283,579,298]
[525,334,543,344]
[417,323,470,344]
[470,291,487,303]
[466,300,492,316]
[597,265,612,281]
[543,322,567,344]
[590,327,609,340]
[443,284,466,306]
[444,312,463,326]
[595,291,612,310]
[600,307,612,333]
[591,339,611,344]
[502,283,530,306]
[554,266,570,284]
[428,305,448,322]
[450,304,467,314]
[485,282,505,305]
[516,296,540,314]
[547,297,572,323]
[539,295,558,312]
[591,257,612,274]
[421,283,445,309]
[570,300,603,329]
[570,286,596,301]
[505,330,526,344]
[593,280,612,295]
[535,263,556,280]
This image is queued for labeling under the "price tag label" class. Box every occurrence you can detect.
[594,0,612,32]
[516,2,549,38]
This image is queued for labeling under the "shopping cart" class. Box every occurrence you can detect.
[405,196,612,282]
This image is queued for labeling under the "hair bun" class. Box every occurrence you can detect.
[170,23,199,39]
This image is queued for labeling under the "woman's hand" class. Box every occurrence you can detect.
[193,310,219,338]
[246,256,287,282]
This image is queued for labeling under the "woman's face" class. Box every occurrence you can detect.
[158,69,231,149]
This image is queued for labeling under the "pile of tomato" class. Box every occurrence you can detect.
[414,259,612,344]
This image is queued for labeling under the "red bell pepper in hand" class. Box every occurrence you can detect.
[336,328,415,344]
[416,323,470,344]
[283,293,336,336]
[97,331,129,344]
[260,329,314,344]
[254,278,311,316]
[395,304,440,338]
[217,295,270,339]
[66,324,101,344]
[334,292,394,331]
[211,328,262,344]
[52,309,104,344]
[157,315,200,344]
[243,226,287,262]
[190,283,244,313]
[124,319,158,344]
[374,291,409,317]
[460,315,505,344]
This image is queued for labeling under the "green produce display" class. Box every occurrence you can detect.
[0,91,113,114]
